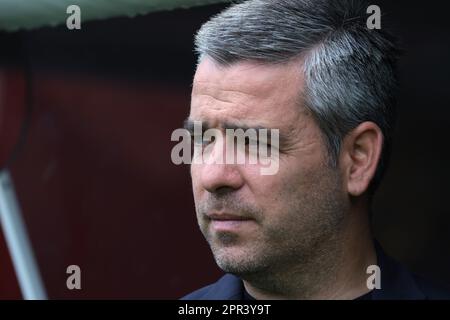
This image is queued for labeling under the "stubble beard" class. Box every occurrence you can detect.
[195,166,347,296]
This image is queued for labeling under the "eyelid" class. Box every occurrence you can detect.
[192,133,214,146]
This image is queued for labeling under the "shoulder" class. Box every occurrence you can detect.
[181,274,244,300]
[413,274,450,300]
[374,242,450,300]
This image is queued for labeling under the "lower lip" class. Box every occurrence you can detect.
[210,219,254,231]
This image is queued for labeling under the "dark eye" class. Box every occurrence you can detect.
[193,134,214,146]
[208,136,216,145]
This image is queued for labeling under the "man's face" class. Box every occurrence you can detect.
[189,58,348,277]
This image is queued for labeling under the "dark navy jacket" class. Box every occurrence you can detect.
[182,243,450,300]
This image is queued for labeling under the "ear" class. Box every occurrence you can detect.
[340,122,383,197]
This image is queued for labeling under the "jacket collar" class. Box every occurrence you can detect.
[201,273,244,300]
[371,241,425,300]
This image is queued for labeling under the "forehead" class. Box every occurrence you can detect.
[190,58,306,129]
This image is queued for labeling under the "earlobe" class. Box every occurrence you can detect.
[343,122,383,197]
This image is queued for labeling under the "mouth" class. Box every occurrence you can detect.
[206,213,255,232]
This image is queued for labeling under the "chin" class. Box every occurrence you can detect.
[212,245,266,276]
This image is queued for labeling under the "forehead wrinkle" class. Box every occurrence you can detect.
[191,84,265,124]
[192,80,269,104]
[191,94,251,125]
[192,79,297,121]
[194,60,298,100]
[190,96,305,145]
[191,58,309,144]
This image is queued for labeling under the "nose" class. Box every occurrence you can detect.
[196,139,245,194]
[200,162,244,194]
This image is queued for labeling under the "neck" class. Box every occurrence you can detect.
[243,199,376,300]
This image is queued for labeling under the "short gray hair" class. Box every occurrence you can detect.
[194,0,401,193]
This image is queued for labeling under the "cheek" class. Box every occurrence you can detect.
[245,169,291,204]
[246,157,320,205]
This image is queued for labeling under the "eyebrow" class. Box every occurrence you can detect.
[183,119,288,145]
[184,119,267,132]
